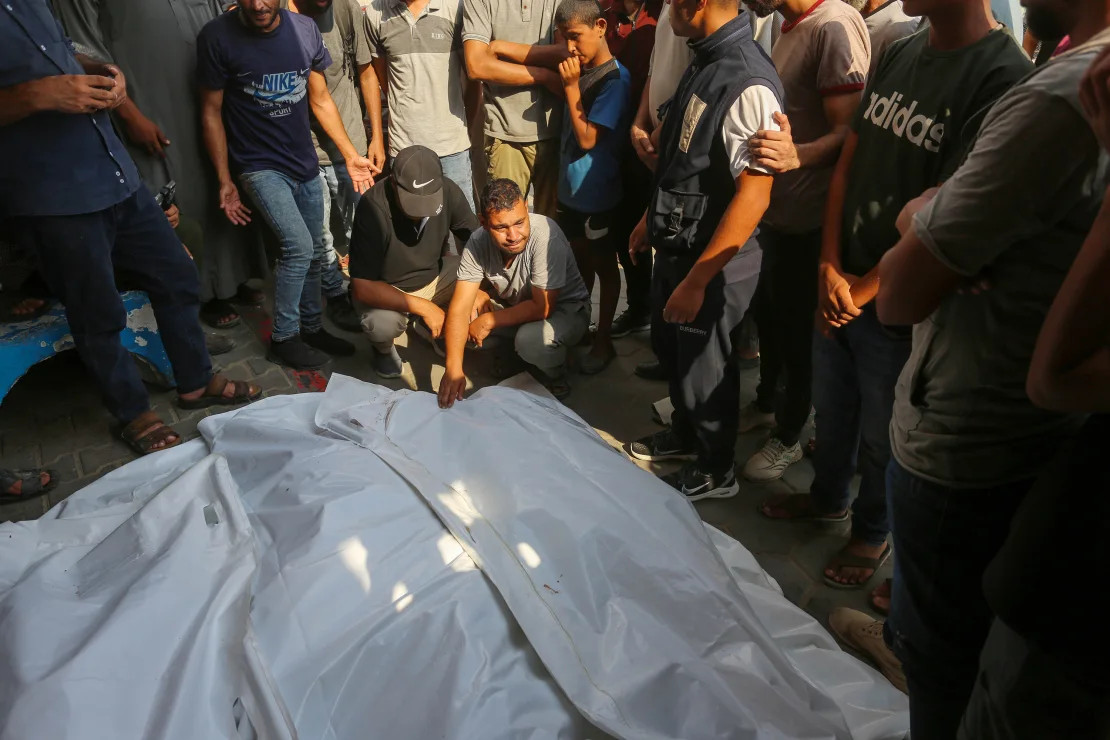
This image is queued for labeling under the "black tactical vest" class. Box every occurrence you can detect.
[649,13,785,257]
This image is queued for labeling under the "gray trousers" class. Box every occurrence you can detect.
[483,300,591,376]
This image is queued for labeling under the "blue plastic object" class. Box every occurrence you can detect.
[0,290,176,406]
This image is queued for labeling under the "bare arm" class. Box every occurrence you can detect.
[463,40,560,91]
[662,171,773,324]
[1026,186,1110,411]
[358,62,386,170]
[350,277,440,316]
[307,70,376,192]
[560,58,602,150]
[820,130,857,270]
[200,87,252,225]
[438,279,482,408]
[875,231,963,325]
[629,73,657,169]
[200,88,233,186]
[488,39,569,67]
[749,93,860,173]
[485,285,557,327]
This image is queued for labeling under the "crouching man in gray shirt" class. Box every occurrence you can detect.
[438,178,591,407]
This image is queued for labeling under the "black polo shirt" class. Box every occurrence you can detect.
[348,175,478,292]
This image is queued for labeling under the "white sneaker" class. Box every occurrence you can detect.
[742,437,802,481]
[738,402,776,433]
[827,608,907,694]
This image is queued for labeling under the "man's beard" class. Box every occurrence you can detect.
[843,0,869,11]
[744,0,782,18]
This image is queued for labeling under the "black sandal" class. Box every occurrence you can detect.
[177,374,262,410]
[200,298,241,329]
[120,412,184,456]
[0,468,55,504]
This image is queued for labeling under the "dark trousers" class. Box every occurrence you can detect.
[811,306,911,546]
[884,460,1031,740]
[753,225,820,445]
[958,618,1110,740]
[11,187,211,423]
[613,159,653,318]
[652,253,759,474]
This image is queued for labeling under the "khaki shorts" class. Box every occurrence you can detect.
[357,255,458,350]
[484,136,560,219]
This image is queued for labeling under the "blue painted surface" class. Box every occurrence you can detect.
[991,0,1023,43]
[0,290,176,405]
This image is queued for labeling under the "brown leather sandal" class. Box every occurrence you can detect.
[120,412,183,456]
[177,373,262,410]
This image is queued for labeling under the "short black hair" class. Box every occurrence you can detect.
[479,178,525,218]
[555,0,603,28]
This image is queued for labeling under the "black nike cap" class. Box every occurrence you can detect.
[392,145,444,219]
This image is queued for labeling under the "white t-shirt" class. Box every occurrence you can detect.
[721,84,783,178]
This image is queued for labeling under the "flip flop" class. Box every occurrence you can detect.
[759,492,849,522]
[0,468,56,504]
[822,542,893,590]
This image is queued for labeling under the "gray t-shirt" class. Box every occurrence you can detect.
[366,0,471,157]
[457,214,590,306]
[864,1,919,79]
[462,0,561,142]
[891,44,1108,488]
[284,0,372,165]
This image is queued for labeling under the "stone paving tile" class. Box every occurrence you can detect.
[757,553,815,608]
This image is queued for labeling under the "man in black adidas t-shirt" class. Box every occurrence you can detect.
[348,146,479,378]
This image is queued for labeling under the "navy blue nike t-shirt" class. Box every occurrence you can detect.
[197,8,331,182]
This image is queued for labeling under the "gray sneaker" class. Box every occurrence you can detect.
[371,346,404,378]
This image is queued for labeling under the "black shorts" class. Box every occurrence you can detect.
[556,204,614,243]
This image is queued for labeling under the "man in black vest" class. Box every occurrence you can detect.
[626,0,784,501]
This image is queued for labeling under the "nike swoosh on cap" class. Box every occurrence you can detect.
[413,179,434,189]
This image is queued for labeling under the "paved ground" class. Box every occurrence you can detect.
[0,282,888,630]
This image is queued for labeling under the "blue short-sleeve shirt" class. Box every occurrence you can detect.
[0,0,140,218]
[558,58,631,214]
[196,9,331,183]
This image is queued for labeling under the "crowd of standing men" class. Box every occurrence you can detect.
[2,0,1110,736]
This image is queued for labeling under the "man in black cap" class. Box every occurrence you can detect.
[348,145,479,378]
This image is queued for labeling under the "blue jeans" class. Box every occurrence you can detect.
[884,460,1032,740]
[11,187,211,422]
[810,305,911,545]
[439,149,475,213]
[319,163,357,299]
[239,170,325,342]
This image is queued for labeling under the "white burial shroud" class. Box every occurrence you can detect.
[0,375,908,739]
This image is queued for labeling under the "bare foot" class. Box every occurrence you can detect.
[870,578,892,614]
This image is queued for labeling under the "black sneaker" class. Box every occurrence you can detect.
[303,328,356,356]
[371,346,404,378]
[661,464,740,501]
[268,335,330,370]
[326,293,363,333]
[610,310,651,338]
[633,359,668,381]
[408,317,446,357]
[628,428,697,462]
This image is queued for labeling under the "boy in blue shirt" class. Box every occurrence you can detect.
[554,0,631,374]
